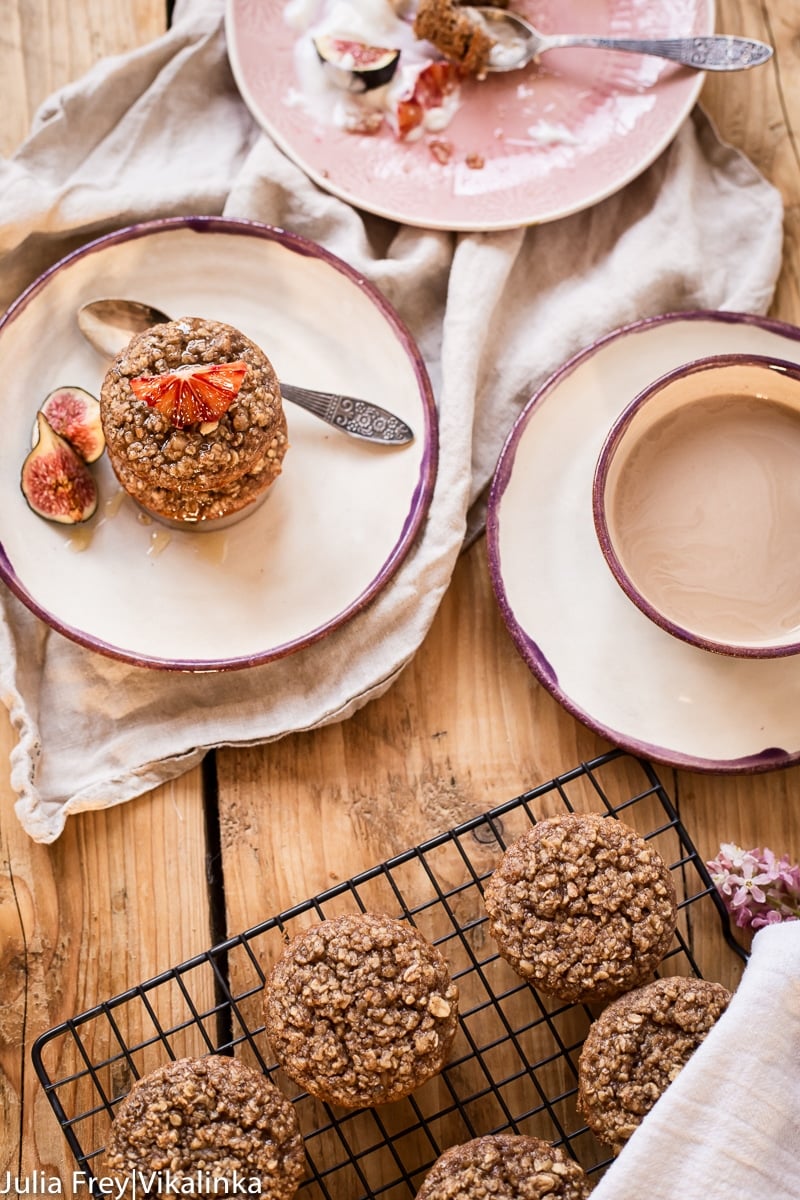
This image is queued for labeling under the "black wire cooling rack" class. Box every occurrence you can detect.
[32,750,743,1197]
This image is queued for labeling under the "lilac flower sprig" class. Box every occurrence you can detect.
[707,843,800,930]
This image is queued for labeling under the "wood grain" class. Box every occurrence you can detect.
[676,0,800,983]
[0,1,168,158]
[0,755,212,1179]
[703,0,800,318]
[217,0,800,987]
[1,0,799,1188]
[216,540,612,926]
[0,0,206,1187]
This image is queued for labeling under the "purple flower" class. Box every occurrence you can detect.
[777,857,800,893]
[729,858,775,908]
[751,908,785,930]
[707,843,800,932]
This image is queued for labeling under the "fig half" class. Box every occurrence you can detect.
[313,35,401,91]
[38,385,105,462]
[21,413,98,524]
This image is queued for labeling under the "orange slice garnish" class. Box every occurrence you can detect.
[129,361,248,429]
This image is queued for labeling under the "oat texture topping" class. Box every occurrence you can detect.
[100,316,287,522]
[264,912,459,1108]
[414,1133,592,1200]
[104,1055,305,1198]
[484,813,678,1002]
[578,976,731,1151]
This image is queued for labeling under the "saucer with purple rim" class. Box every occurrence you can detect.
[487,311,800,774]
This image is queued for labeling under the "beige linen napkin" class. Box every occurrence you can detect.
[0,0,784,842]
[590,921,800,1200]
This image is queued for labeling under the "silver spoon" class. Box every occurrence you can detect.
[474,7,774,73]
[77,298,415,446]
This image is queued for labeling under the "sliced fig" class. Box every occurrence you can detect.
[22,413,98,524]
[37,385,105,462]
[313,35,401,91]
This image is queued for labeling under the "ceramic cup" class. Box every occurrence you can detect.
[592,353,800,657]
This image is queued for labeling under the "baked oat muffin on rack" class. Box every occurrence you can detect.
[264,912,459,1108]
[484,812,677,1003]
[100,316,288,527]
[414,1133,591,1200]
[577,976,731,1152]
[104,1055,305,1198]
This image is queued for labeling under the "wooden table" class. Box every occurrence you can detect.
[2,0,799,1190]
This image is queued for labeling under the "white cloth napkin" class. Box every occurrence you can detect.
[590,920,800,1200]
[0,0,784,842]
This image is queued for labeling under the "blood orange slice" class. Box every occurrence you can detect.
[396,62,461,139]
[129,361,248,429]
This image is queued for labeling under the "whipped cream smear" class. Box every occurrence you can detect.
[283,0,463,139]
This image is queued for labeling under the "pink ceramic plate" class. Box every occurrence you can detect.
[226,0,712,231]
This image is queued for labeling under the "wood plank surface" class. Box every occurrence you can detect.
[1,0,799,1191]
[218,0,800,995]
[0,1,168,158]
[0,1,208,1188]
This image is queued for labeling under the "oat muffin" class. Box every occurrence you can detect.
[577,976,731,1152]
[264,913,459,1108]
[415,1134,591,1200]
[414,0,496,77]
[484,813,677,1003]
[104,1055,306,1197]
[100,316,288,525]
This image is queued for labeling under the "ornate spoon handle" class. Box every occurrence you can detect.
[542,34,773,70]
[280,384,415,444]
[77,300,415,446]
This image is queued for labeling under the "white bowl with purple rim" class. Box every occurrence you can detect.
[592,352,800,658]
[0,216,437,671]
